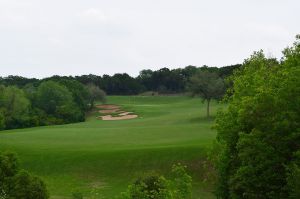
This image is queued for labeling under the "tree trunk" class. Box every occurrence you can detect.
[90,99,94,110]
[207,99,211,118]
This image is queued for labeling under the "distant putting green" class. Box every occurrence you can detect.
[0,96,221,198]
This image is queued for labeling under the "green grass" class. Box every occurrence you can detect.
[0,96,221,198]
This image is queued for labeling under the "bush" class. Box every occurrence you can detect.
[72,191,83,199]
[0,151,49,199]
[119,164,192,199]
[11,170,49,199]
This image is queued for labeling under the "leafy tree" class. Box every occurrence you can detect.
[189,71,225,117]
[101,73,143,95]
[0,151,48,199]
[0,111,4,130]
[86,84,106,109]
[36,81,73,115]
[0,151,19,192]
[0,86,30,129]
[169,164,192,199]
[0,75,38,88]
[286,162,300,199]
[215,36,300,199]
[58,79,90,112]
[11,170,49,199]
[35,81,82,124]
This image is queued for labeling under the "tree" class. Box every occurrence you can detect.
[0,151,49,199]
[11,170,49,199]
[58,79,90,111]
[189,71,225,117]
[86,84,106,109]
[0,110,5,130]
[215,36,300,199]
[35,81,82,124]
[0,86,30,129]
[169,164,192,199]
[36,81,73,115]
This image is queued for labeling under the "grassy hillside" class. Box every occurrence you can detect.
[0,96,221,198]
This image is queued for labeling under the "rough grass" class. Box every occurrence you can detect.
[0,96,221,198]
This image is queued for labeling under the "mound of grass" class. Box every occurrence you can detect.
[0,96,221,198]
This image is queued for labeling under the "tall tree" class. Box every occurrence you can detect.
[189,71,225,117]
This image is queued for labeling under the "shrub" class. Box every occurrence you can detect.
[72,191,83,199]
[11,170,49,199]
[0,151,49,199]
[119,164,192,199]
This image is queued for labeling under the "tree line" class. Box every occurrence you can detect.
[0,65,239,130]
[0,80,106,130]
[0,64,240,95]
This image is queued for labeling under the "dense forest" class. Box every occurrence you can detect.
[0,64,239,130]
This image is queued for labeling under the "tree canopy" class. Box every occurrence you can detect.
[0,151,49,199]
[189,71,225,117]
[215,36,300,199]
[86,84,106,109]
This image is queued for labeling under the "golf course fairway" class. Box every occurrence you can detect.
[0,96,221,198]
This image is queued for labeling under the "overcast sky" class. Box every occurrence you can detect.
[0,0,299,78]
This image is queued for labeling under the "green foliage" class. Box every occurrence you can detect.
[36,81,73,115]
[286,163,300,199]
[0,86,30,129]
[169,163,192,199]
[86,84,106,109]
[1,65,239,95]
[121,175,170,199]
[0,111,5,130]
[0,151,48,199]
[189,71,225,117]
[36,81,83,124]
[120,164,192,199]
[11,170,49,199]
[72,191,83,199]
[215,36,300,199]
[57,79,90,112]
[0,151,19,192]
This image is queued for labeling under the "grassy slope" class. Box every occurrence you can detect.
[0,96,221,199]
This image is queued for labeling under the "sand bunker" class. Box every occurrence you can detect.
[100,114,138,121]
[96,104,120,109]
[97,104,138,121]
[99,109,120,114]
[118,112,133,116]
